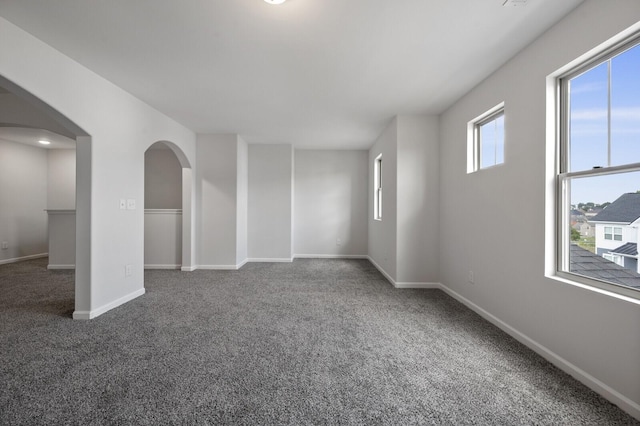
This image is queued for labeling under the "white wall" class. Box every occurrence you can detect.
[47,149,75,209]
[367,116,440,284]
[439,0,640,416]
[196,134,240,268]
[47,210,75,268]
[0,139,48,263]
[368,118,398,279]
[236,137,248,265]
[248,144,293,260]
[145,148,182,209]
[144,210,181,268]
[294,150,368,257]
[0,17,197,318]
[396,115,439,284]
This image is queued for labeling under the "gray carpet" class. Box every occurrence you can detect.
[0,258,638,425]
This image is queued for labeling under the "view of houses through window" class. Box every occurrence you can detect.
[560,37,640,296]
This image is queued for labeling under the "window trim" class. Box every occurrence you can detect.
[554,31,640,301]
[467,102,505,173]
[373,154,382,221]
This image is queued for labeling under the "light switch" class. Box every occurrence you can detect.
[119,199,126,210]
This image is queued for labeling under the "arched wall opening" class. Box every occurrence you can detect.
[0,74,92,317]
[143,141,194,271]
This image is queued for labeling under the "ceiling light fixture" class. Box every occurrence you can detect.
[264,0,286,4]
[38,140,51,145]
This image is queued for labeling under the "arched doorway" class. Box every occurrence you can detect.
[143,141,194,271]
[0,74,92,318]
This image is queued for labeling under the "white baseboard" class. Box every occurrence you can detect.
[237,258,248,269]
[198,264,240,270]
[394,282,441,289]
[0,253,48,265]
[73,288,145,320]
[294,254,369,259]
[181,265,197,272]
[247,258,293,263]
[47,264,75,270]
[366,256,439,289]
[439,284,640,421]
[144,264,180,270]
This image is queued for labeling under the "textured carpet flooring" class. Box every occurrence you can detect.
[1,258,638,425]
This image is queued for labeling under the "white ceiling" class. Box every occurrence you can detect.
[0,127,76,149]
[0,0,583,149]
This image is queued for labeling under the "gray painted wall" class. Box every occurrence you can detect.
[236,137,248,265]
[0,139,48,262]
[196,134,239,268]
[396,115,439,283]
[248,144,293,260]
[47,149,76,210]
[145,148,182,209]
[294,149,368,257]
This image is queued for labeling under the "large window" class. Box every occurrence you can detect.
[374,154,382,221]
[557,34,640,298]
[468,103,505,172]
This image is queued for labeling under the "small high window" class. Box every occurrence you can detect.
[468,103,505,173]
[373,154,382,221]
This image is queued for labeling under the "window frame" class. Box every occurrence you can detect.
[614,227,623,241]
[373,154,382,221]
[555,33,640,300]
[467,102,505,173]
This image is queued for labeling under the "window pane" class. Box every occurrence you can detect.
[570,171,640,209]
[611,43,640,167]
[567,171,640,291]
[569,62,608,172]
[480,114,504,169]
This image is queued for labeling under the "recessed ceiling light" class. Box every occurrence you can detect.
[38,140,51,145]
[264,0,286,4]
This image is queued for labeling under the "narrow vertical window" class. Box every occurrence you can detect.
[374,154,382,221]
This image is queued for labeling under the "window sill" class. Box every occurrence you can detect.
[548,272,640,306]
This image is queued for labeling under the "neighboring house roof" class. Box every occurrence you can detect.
[570,244,640,290]
[590,193,640,223]
[610,242,638,257]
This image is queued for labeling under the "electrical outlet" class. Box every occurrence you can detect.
[1,241,8,250]
[468,270,475,284]
[336,238,342,246]
[126,199,136,210]
[119,199,126,210]
[125,264,133,277]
